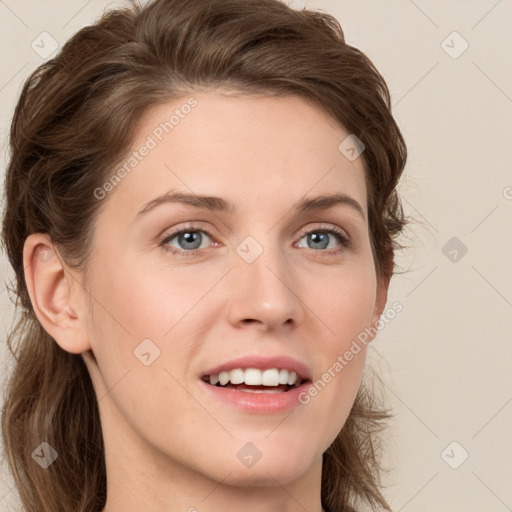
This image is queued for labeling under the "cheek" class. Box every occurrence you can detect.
[307,262,377,342]
[90,256,206,339]
[83,260,208,433]
[300,264,376,435]
[86,258,228,392]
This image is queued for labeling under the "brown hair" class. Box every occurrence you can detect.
[1,0,407,510]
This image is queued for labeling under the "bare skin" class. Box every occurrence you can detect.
[24,91,388,512]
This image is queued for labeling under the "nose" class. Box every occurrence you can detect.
[226,242,305,331]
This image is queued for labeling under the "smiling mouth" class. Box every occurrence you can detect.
[201,367,308,393]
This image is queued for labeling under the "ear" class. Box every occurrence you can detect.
[368,276,390,343]
[23,233,91,354]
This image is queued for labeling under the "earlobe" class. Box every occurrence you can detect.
[23,233,91,354]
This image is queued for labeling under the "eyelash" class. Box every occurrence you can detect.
[158,223,351,258]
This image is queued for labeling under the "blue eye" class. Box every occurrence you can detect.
[297,228,350,252]
[160,227,213,256]
[159,224,350,257]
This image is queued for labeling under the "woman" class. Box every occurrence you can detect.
[1,0,408,510]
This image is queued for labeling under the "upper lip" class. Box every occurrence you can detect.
[201,355,312,382]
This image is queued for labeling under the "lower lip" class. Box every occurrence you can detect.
[199,380,310,414]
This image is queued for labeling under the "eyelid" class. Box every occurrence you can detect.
[158,221,351,256]
[296,223,349,240]
[295,224,352,252]
[158,222,217,253]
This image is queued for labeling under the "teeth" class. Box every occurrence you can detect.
[230,368,245,385]
[219,371,230,386]
[262,369,280,386]
[245,368,262,386]
[207,368,302,388]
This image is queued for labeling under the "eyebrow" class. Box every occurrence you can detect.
[133,190,366,222]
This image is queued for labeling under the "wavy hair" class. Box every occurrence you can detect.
[1,0,408,510]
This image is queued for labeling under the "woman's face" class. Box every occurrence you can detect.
[80,91,387,487]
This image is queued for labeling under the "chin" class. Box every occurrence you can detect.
[221,458,314,487]
[204,440,319,487]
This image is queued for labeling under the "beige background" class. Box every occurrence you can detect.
[1,1,511,511]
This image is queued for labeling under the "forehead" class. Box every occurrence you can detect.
[103,91,368,219]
